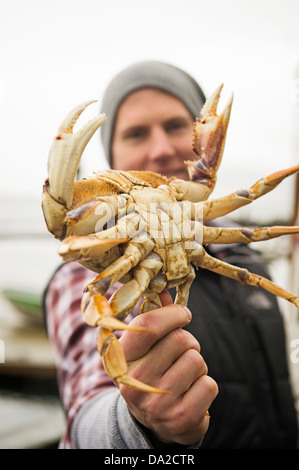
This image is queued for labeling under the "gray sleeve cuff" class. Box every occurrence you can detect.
[71,388,203,449]
[71,388,154,449]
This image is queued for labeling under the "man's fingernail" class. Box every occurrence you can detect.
[183,306,192,321]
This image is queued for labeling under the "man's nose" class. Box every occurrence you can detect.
[147,128,175,162]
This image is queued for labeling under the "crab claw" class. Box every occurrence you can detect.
[185,84,233,198]
[48,100,106,210]
[42,101,106,239]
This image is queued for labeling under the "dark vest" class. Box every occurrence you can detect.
[177,244,298,448]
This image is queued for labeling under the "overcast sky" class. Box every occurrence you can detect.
[0,0,298,222]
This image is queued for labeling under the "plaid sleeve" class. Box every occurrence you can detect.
[44,261,140,448]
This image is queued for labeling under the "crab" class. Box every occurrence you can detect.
[42,85,299,394]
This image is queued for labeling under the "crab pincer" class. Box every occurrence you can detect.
[185,83,233,197]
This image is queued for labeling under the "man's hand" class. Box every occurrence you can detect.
[118,291,218,446]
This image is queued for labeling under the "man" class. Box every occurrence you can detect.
[44,61,298,449]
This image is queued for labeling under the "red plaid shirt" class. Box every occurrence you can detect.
[44,261,140,448]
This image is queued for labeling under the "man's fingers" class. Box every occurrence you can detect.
[128,328,202,383]
[120,304,192,362]
[181,374,218,425]
[161,348,207,396]
[170,375,218,445]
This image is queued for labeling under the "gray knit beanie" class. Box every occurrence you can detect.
[100,61,206,166]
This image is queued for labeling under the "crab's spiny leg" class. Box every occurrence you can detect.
[203,225,299,245]
[80,238,155,330]
[85,236,155,296]
[174,265,196,306]
[141,272,169,312]
[92,252,169,394]
[192,245,299,309]
[109,252,164,321]
[81,237,156,330]
[81,291,145,331]
[141,290,163,313]
[203,163,299,221]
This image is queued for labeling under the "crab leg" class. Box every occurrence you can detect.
[202,164,299,221]
[81,291,142,331]
[202,225,299,244]
[84,236,155,300]
[174,265,196,306]
[96,328,170,394]
[84,251,168,394]
[76,235,154,330]
[141,290,163,313]
[79,231,161,313]
[109,252,164,320]
[192,245,299,309]
[83,246,163,321]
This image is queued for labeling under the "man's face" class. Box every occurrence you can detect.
[111,88,195,180]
